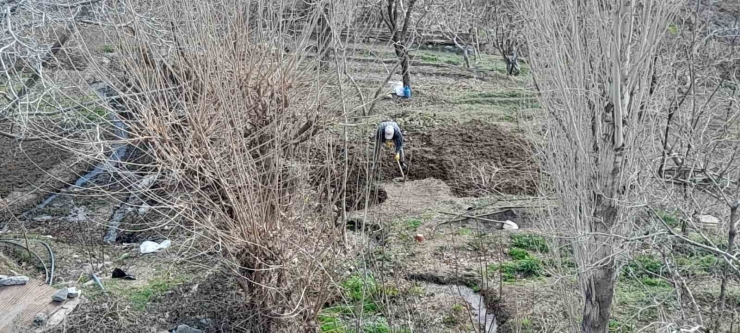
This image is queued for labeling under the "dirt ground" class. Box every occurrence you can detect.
[386,120,539,197]
[0,136,69,198]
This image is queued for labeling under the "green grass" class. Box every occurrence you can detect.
[667,23,679,35]
[340,274,381,314]
[125,276,187,310]
[509,248,530,260]
[612,277,676,331]
[655,209,680,228]
[520,318,532,328]
[623,254,664,278]
[489,248,543,281]
[442,314,458,326]
[319,313,348,333]
[412,50,463,66]
[405,219,422,231]
[510,234,549,253]
[83,274,190,311]
[640,277,671,288]
[458,227,471,236]
[80,106,108,122]
[608,319,634,332]
[100,44,115,53]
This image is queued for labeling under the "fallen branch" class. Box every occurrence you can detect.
[434,211,510,233]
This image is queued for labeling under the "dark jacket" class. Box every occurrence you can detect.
[375,121,405,162]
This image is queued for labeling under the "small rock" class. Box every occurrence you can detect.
[119,253,130,261]
[175,324,203,333]
[68,287,80,298]
[33,215,53,222]
[72,254,79,259]
[52,288,68,302]
[83,280,95,287]
[33,313,47,326]
[414,234,425,243]
[0,275,29,286]
[81,263,93,272]
[199,318,212,326]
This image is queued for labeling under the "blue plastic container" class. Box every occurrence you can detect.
[403,86,412,98]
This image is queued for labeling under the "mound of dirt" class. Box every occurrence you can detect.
[375,120,539,197]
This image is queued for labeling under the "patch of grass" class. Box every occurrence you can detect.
[641,277,671,288]
[452,303,465,313]
[510,234,549,253]
[125,276,187,311]
[408,284,425,297]
[489,249,543,281]
[508,248,530,260]
[341,274,381,314]
[100,44,115,53]
[319,313,348,333]
[405,219,422,231]
[442,314,458,326]
[623,254,664,278]
[667,23,679,35]
[413,50,463,66]
[608,319,633,332]
[655,209,680,228]
[520,317,532,328]
[80,106,107,122]
[458,227,471,236]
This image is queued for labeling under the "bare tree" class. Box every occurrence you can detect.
[380,0,420,88]
[652,3,740,329]
[484,0,523,75]
[433,0,481,68]
[519,0,684,331]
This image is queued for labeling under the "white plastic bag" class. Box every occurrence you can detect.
[391,81,404,97]
[502,220,519,230]
[140,239,171,254]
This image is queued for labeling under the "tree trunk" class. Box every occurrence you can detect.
[716,203,738,329]
[462,47,471,69]
[580,205,618,333]
[393,38,411,88]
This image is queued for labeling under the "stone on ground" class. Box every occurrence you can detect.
[0,275,29,286]
[51,288,68,302]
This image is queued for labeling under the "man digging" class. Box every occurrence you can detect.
[374,121,407,178]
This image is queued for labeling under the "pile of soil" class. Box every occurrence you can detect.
[0,136,69,198]
[375,120,539,197]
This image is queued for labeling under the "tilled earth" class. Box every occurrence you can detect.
[374,120,539,197]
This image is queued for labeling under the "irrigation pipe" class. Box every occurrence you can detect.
[0,239,50,284]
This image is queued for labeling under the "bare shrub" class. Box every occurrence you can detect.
[75,0,348,330]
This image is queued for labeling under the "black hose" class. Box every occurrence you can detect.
[0,239,50,284]
[36,240,55,284]
[0,238,55,284]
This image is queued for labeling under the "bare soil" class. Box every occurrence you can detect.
[375,120,539,197]
[0,136,69,198]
